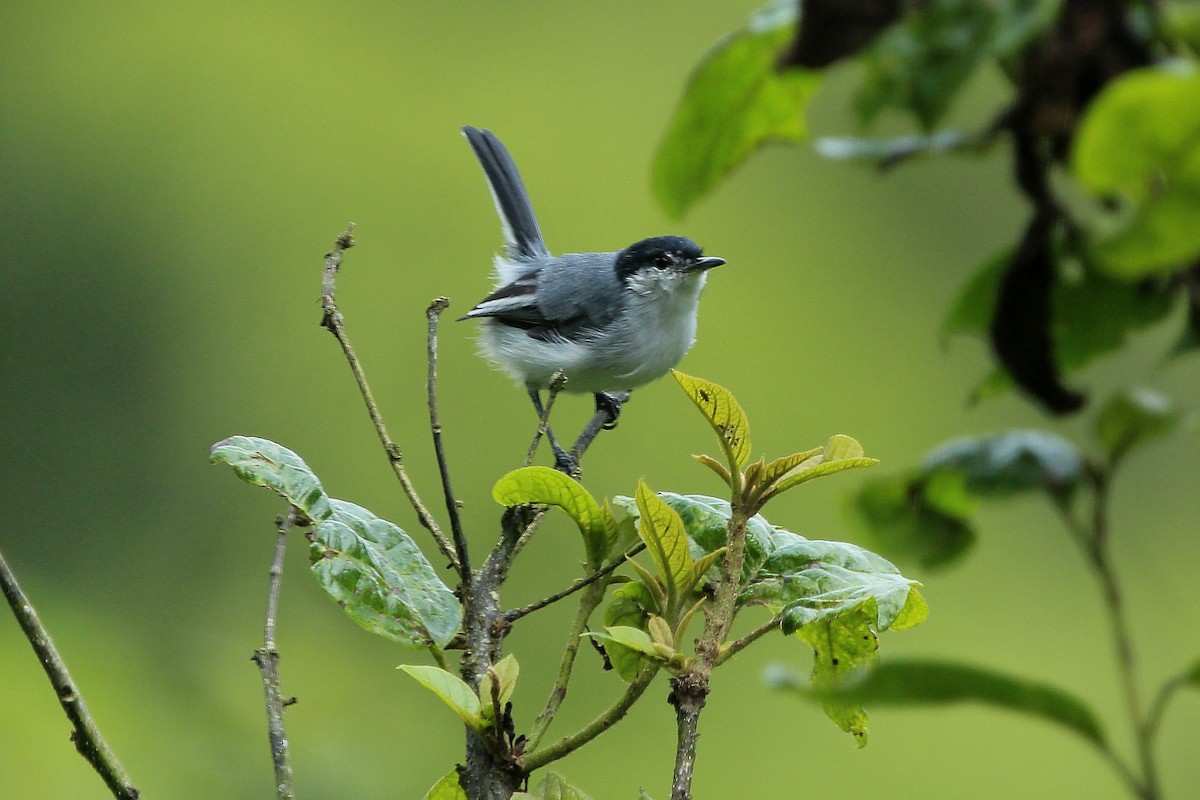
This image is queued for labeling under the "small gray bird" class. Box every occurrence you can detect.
[460,126,725,466]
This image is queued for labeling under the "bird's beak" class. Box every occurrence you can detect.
[685,256,726,272]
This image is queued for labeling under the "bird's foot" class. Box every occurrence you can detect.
[594,391,626,430]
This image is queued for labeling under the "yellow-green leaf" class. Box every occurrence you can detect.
[673,371,751,470]
[759,446,824,488]
[493,466,606,565]
[636,481,694,610]
[767,434,878,496]
[397,665,484,731]
[693,453,734,488]
[479,653,520,721]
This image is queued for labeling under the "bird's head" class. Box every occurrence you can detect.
[614,236,725,289]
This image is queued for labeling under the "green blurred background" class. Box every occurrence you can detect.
[2,3,1197,798]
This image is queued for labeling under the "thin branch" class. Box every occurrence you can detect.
[526,578,609,750]
[523,664,660,772]
[715,613,780,666]
[252,509,299,800]
[1087,471,1159,800]
[318,225,459,571]
[1144,671,1190,745]
[0,547,139,799]
[426,297,471,584]
[525,372,567,467]
[504,543,646,624]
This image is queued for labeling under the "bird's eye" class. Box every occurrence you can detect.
[654,253,673,268]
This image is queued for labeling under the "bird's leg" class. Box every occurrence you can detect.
[528,389,578,475]
[593,391,627,431]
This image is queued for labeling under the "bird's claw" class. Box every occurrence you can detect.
[594,392,625,430]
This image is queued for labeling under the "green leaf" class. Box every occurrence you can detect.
[479,653,520,723]
[795,602,880,746]
[515,772,595,800]
[209,436,332,520]
[765,434,878,497]
[422,769,467,800]
[493,466,606,565]
[855,0,1053,130]
[847,472,977,570]
[672,371,752,470]
[745,537,923,634]
[687,548,727,591]
[1073,66,1200,277]
[586,626,662,661]
[397,665,484,732]
[941,248,1008,345]
[652,0,821,217]
[770,659,1108,748]
[1093,387,1180,466]
[602,581,657,682]
[693,453,734,487]
[921,430,1083,497]
[311,499,461,649]
[759,447,824,487]
[1186,658,1200,688]
[636,482,695,612]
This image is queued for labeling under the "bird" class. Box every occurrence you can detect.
[459,126,725,469]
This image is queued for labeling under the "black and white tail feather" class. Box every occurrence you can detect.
[458,125,725,469]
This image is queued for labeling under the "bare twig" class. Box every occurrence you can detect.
[426,297,471,583]
[0,547,139,799]
[252,509,299,800]
[318,226,459,571]
[525,372,567,467]
[504,543,646,624]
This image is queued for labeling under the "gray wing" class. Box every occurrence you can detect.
[460,252,623,341]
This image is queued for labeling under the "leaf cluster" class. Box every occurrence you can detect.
[654,0,1200,412]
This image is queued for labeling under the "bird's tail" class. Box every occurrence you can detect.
[462,126,550,262]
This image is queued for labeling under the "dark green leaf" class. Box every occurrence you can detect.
[941,248,1009,344]
[1073,66,1200,277]
[209,435,332,520]
[602,581,657,682]
[1093,387,1180,465]
[770,659,1108,747]
[652,0,821,218]
[921,430,1083,496]
[311,499,461,649]
[1186,658,1200,688]
[855,0,1056,129]
[847,472,977,569]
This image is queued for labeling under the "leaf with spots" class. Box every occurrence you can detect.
[673,371,752,472]
[795,601,880,746]
[311,499,461,649]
